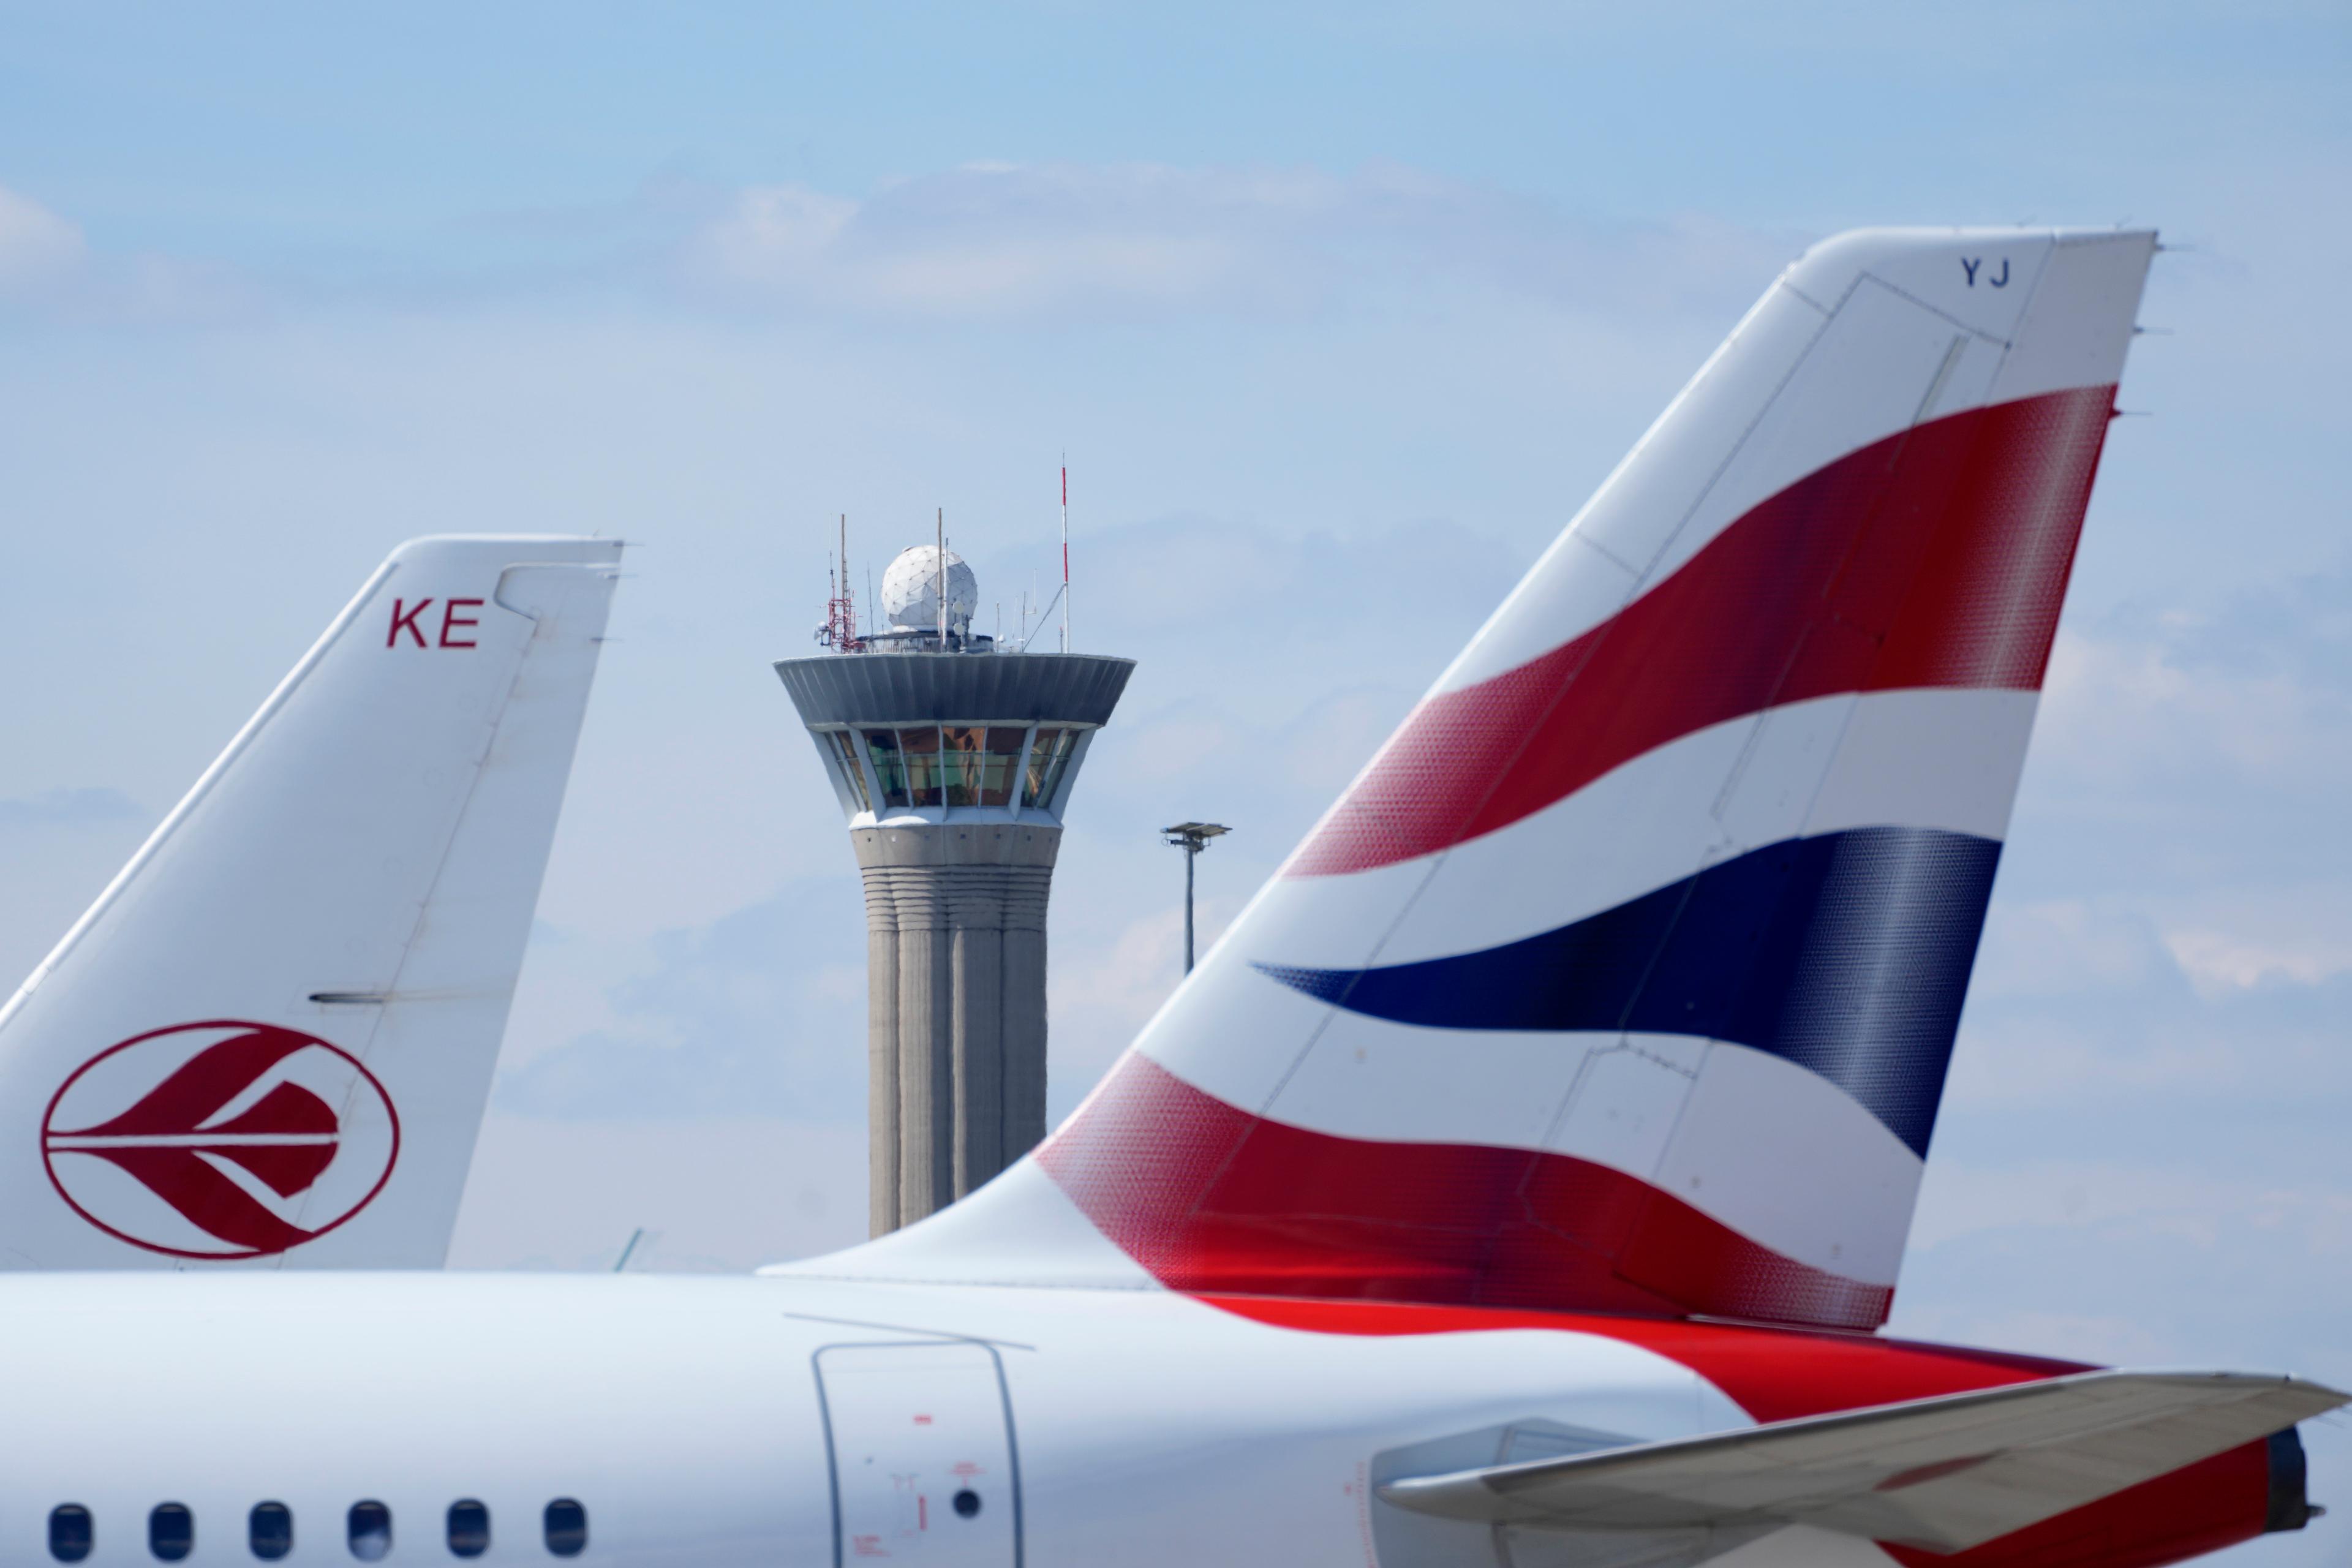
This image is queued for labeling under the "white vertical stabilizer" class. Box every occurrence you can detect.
[0,536,620,1268]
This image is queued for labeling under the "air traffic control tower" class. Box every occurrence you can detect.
[776,543,1133,1235]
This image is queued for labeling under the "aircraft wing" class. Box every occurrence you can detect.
[1379,1370,2346,1553]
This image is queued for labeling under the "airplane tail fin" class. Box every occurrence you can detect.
[0,537,620,1268]
[825,228,2156,1330]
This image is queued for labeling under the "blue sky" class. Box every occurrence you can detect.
[2,4,2347,1556]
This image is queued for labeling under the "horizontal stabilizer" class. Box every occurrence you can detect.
[1379,1370,2345,1553]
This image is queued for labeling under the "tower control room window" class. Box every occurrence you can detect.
[944,726,1025,807]
[863,728,911,808]
[979,726,1025,806]
[1022,726,1079,809]
[896,726,945,807]
[943,725,985,807]
[827,730,873,813]
[48,1505,92,1562]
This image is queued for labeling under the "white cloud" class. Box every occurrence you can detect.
[0,161,1788,344]
[0,184,254,323]
[2036,625,2351,793]
[1909,1157,2352,1255]
[679,162,1789,322]
[1970,898,2173,1000]
[2157,886,2352,998]
[2164,928,2352,996]
[0,185,86,293]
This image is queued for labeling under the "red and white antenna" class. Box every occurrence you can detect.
[1060,458,1071,653]
[824,513,863,653]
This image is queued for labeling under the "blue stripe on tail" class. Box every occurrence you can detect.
[1257,827,2001,1157]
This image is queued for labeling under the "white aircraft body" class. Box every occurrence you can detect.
[3,230,2337,1568]
[0,536,619,1269]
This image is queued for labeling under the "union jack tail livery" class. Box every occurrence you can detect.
[839,227,2157,1332]
[0,537,620,1268]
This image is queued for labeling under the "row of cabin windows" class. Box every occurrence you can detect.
[826,725,1081,814]
[47,1498,587,1561]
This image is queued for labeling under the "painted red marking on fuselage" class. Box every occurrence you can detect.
[1036,1053,1892,1330]
[1289,385,2116,877]
[386,597,432,647]
[1194,1294,2076,1421]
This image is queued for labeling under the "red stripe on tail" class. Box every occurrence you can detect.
[1291,386,2114,877]
[1039,1054,1893,1329]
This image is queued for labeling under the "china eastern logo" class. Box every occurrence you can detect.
[42,1022,399,1259]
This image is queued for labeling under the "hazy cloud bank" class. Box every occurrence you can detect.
[679,162,1790,323]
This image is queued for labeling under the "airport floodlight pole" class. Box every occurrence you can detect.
[1161,823,1229,974]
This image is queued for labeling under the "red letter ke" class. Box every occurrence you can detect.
[388,598,432,647]
[440,598,483,648]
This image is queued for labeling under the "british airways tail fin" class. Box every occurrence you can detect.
[0,536,620,1268]
[804,227,2155,1331]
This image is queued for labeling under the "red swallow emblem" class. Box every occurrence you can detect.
[42,1022,400,1259]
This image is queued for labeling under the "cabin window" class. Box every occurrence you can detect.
[249,1502,293,1560]
[544,1498,589,1558]
[447,1499,491,1558]
[47,1505,92,1562]
[148,1503,193,1561]
[347,1501,392,1561]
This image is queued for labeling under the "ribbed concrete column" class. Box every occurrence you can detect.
[1000,911,1050,1161]
[897,913,952,1227]
[864,917,900,1237]
[854,823,1060,1233]
[952,919,1004,1197]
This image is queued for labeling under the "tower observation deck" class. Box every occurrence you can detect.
[776,541,1133,1235]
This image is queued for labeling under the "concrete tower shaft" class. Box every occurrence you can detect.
[775,652,1134,1235]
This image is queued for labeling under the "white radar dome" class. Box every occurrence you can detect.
[880,545,979,633]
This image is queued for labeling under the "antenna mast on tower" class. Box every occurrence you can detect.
[824,513,863,653]
[1060,460,1071,653]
